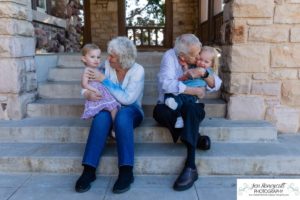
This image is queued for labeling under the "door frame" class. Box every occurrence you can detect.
[118,0,173,49]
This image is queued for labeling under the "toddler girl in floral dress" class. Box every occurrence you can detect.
[81,44,120,136]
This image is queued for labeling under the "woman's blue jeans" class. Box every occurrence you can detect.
[82,105,143,168]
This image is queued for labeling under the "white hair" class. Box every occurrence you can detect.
[174,34,202,56]
[107,36,137,69]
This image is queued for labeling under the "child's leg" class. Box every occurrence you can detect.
[164,94,184,128]
[110,108,118,138]
[164,94,181,112]
[165,98,178,110]
[110,108,118,120]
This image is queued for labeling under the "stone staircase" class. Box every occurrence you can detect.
[1,52,300,176]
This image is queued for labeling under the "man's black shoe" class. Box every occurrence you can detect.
[197,135,211,150]
[173,167,198,191]
[75,172,96,193]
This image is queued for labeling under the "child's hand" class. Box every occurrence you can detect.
[89,88,102,96]
[84,90,102,101]
[178,73,190,81]
[185,68,206,79]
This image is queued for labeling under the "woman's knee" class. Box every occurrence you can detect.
[94,111,112,123]
[114,109,132,130]
[90,111,113,134]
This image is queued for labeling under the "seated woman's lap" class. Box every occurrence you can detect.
[82,106,143,167]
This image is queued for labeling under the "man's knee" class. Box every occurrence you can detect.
[181,102,205,117]
[153,104,174,121]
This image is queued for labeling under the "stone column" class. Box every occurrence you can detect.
[221,0,300,133]
[0,0,37,120]
[90,0,118,50]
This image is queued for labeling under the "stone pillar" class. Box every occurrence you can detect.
[0,0,37,120]
[221,0,300,133]
[90,0,118,50]
[173,0,198,39]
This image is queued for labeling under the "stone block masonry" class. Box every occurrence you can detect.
[222,0,300,132]
[0,1,37,120]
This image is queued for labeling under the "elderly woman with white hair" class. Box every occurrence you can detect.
[75,36,144,194]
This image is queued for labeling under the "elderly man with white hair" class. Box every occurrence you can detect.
[153,33,222,191]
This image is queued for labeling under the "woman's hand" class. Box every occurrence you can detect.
[84,90,102,101]
[84,68,106,82]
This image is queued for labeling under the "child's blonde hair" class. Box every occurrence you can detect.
[200,46,221,75]
[81,43,100,56]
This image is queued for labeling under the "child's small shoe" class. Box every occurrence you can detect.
[110,130,116,139]
[174,117,184,128]
[165,98,178,110]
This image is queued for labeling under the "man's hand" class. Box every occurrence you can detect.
[184,87,206,99]
[195,87,206,99]
[84,90,102,101]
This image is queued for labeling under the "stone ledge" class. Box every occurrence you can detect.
[32,10,66,29]
[0,0,27,5]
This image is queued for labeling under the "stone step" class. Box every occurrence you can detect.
[26,98,226,118]
[38,81,221,100]
[48,66,161,82]
[0,174,239,200]
[0,135,298,175]
[0,117,276,143]
[57,52,163,68]
[38,81,158,99]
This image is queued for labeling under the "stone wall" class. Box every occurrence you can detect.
[0,0,37,120]
[221,0,300,133]
[33,21,66,53]
[33,0,83,53]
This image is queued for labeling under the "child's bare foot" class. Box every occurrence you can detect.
[110,130,116,139]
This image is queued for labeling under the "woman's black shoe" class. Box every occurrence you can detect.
[75,173,96,193]
[75,165,96,193]
[112,166,134,194]
[197,135,211,150]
